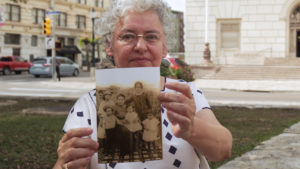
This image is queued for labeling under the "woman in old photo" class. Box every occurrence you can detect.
[131,81,151,121]
[114,93,130,160]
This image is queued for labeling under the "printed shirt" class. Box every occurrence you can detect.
[63,78,211,169]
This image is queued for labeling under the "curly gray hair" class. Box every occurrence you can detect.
[95,0,175,46]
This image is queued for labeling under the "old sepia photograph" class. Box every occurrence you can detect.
[95,67,162,164]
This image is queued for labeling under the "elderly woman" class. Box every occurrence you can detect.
[53,0,232,169]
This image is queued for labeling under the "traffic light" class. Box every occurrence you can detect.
[43,18,51,36]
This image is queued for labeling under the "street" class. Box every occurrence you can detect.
[0,71,93,98]
[1,72,300,109]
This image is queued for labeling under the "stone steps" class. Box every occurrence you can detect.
[192,65,300,80]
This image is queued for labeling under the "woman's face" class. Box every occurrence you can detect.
[116,95,125,105]
[127,105,134,113]
[147,113,153,120]
[104,94,111,101]
[106,10,167,68]
[135,83,143,94]
[105,108,113,115]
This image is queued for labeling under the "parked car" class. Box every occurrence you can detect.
[29,56,80,78]
[0,56,32,75]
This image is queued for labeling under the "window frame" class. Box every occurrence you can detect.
[76,15,86,29]
[4,33,21,45]
[217,19,241,49]
[95,0,104,8]
[57,12,67,27]
[77,0,86,5]
[5,4,21,22]
[32,8,45,24]
[31,35,38,47]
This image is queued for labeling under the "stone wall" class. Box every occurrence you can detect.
[185,0,291,66]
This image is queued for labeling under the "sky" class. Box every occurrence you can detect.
[165,0,185,12]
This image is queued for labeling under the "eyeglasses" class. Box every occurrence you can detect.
[117,32,161,45]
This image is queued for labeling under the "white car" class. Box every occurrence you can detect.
[29,56,80,77]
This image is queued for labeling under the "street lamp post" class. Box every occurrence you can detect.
[90,8,96,77]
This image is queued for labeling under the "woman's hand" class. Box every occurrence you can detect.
[53,128,99,169]
[158,82,196,140]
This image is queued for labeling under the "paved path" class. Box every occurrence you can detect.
[217,122,300,169]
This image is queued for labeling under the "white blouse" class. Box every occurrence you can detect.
[63,78,211,169]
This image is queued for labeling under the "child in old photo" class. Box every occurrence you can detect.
[103,105,117,155]
[124,102,142,159]
[97,113,106,149]
[142,112,160,152]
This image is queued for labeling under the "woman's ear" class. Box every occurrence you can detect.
[105,40,113,56]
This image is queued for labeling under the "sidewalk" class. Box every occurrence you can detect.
[195,79,300,92]
[217,122,300,169]
[41,77,300,92]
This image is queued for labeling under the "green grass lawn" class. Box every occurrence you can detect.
[209,107,300,169]
[0,98,73,169]
[0,98,300,169]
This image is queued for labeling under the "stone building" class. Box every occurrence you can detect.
[0,0,109,67]
[185,0,300,66]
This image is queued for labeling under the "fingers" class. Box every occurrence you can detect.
[61,128,93,143]
[161,102,191,118]
[66,156,91,169]
[58,137,98,160]
[166,110,193,139]
[63,147,96,163]
[66,137,99,149]
[164,82,193,99]
[159,91,187,103]
[166,110,191,126]
[159,82,196,139]
[56,128,98,169]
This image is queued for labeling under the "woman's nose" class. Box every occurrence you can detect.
[134,35,147,52]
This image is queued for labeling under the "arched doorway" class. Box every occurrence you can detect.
[290,5,300,57]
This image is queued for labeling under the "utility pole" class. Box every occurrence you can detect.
[90,8,97,78]
[50,0,57,81]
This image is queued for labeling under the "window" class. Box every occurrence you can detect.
[0,57,12,62]
[31,35,38,46]
[5,4,20,22]
[67,38,75,45]
[57,12,67,27]
[219,20,240,49]
[4,33,21,45]
[95,0,103,8]
[76,15,86,29]
[57,37,65,46]
[77,0,86,4]
[32,8,45,24]
[13,48,20,56]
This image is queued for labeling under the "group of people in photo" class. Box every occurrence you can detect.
[96,81,161,162]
